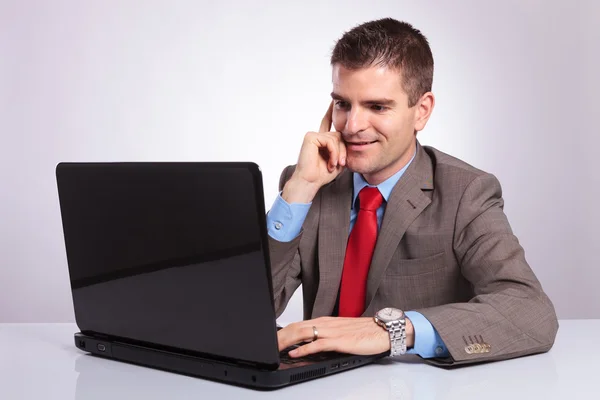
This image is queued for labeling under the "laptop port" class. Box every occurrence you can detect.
[78,340,86,349]
[331,363,340,370]
[97,343,106,352]
[342,361,349,367]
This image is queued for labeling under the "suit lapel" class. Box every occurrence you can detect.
[364,143,434,313]
[312,169,352,318]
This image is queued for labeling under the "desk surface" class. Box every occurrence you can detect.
[0,320,594,399]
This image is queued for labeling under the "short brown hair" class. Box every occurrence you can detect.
[330,18,434,107]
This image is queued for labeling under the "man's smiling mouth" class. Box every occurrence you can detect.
[345,140,377,149]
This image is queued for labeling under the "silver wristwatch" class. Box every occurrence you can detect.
[374,307,407,356]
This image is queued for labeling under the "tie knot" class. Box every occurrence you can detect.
[358,187,383,211]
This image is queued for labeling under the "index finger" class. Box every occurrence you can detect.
[319,100,334,133]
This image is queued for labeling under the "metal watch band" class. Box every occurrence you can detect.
[388,319,407,356]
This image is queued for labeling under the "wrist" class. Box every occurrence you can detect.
[405,317,415,348]
[374,308,409,356]
[282,176,320,204]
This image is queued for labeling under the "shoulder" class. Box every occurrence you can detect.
[422,145,500,192]
[423,145,485,176]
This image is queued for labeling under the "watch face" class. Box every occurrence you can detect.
[377,307,404,322]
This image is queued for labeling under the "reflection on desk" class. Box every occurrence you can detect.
[0,320,596,400]
[73,352,558,400]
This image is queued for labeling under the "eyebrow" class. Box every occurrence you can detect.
[330,92,396,106]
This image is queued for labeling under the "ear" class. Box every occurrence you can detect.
[414,92,435,132]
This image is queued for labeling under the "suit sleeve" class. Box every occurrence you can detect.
[267,166,306,318]
[416,173,559,366]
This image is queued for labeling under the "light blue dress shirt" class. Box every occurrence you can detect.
[266,147,449,359]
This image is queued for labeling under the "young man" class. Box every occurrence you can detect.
[268,18,558,366]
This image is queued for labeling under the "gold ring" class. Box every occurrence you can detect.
[312,326,319,341]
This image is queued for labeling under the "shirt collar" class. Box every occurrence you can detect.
[352,144,417,208]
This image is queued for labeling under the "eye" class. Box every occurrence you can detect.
[334,100,349,110]
[370,104,387,112]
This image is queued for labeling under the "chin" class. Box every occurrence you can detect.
[346,158,375,175]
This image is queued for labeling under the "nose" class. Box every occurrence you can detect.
[345,108,369,135]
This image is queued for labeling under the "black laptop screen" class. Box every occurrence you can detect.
[56,162,280,366]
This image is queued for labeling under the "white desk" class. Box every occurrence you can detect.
[0,320,594,399]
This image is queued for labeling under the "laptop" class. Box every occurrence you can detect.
[55,162,386,389]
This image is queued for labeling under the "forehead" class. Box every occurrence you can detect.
[331,64,406,100]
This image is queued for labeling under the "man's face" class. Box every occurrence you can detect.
[331,64,428,185]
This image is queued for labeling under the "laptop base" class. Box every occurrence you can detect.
[74,332,386,390]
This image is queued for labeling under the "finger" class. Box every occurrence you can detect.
[315,135,339,172]
[277,324,317,351]
[277,317,338,351]
[326,138,339,171]
[319,100,334,133]
[338,138,347,167]
[289,339,335,358]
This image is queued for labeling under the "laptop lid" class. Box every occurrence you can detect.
[56,162,280,369]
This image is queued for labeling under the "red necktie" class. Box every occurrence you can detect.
[338,187,384,317]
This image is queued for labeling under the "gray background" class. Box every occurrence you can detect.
[1,0,598,323]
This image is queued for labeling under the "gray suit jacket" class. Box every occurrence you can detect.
[268,142,558,366]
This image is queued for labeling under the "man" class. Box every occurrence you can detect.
[267,18,558,366]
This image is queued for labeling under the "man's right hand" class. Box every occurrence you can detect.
[282,101,347,204]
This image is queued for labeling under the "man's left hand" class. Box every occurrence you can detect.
[277,317,394,358]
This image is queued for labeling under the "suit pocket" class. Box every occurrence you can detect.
[385,251,446,277]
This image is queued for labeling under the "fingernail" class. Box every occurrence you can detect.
[341,157,346,165]
[289,349,298,356]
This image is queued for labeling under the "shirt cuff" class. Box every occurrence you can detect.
[266,192,311,242]
[405,311,449,359]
